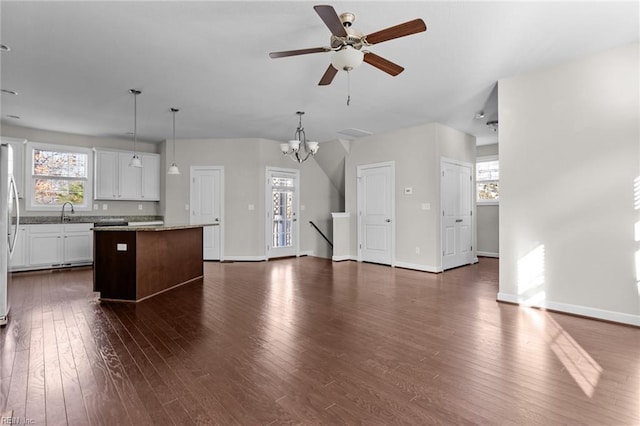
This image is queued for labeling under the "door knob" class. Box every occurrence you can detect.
[215,218,219,222]
[385,219,391,223]
[455,219,463,223]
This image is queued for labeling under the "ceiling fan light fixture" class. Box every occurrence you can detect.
[486,120,499,132]
[331,45,364,71]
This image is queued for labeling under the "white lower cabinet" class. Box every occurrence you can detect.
[12,223,93,271]
[63,224,94,264]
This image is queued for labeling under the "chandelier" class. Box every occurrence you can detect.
[279,111,319,163]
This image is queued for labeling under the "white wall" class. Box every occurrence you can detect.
[498,42,639,325]
[162,138,341,259]
[1,124,160,217]
[476,143,499,257]
[344,122,475,271]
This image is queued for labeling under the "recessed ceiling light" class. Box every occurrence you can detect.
[0,44,9,52]
[1,89,18,95]
[6,115,20,119]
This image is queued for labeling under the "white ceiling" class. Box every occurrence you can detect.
[1,1,638,146]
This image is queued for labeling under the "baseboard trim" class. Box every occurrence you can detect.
[298,251,313,257]
[332,255,355,262]
[223,255,266,262]
[477,251,499,258]
[394,261,443,274]
[497,292,640,327]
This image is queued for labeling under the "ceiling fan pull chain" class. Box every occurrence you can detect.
[347,70,351,106]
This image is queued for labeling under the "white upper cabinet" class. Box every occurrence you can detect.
[141,153,160,200]
[94,149,160,201]
[95,150,118,199]
[118,152,142,200]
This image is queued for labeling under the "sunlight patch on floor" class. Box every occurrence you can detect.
[524,309,603,398]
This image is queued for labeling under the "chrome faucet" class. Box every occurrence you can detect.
[61,202,75,222]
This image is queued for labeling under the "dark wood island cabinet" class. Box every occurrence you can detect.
[93,224,208,302]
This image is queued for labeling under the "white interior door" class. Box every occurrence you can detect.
[266,168,299,259]
[190,166,223,260]
[358,162,394,265]
[441,159,473,270]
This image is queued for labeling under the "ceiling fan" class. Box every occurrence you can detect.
[269,5,427,86]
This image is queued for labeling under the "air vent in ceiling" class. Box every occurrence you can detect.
[337,128,372,139]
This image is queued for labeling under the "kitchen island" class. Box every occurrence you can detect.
[93,223,210,302]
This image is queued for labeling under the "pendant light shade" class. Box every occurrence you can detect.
[129,154,142,168]
[168,107,180,175]
[129,89,143,168]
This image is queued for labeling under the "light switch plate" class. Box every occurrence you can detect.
[248,204,255,211]
[421,203,431,210]
[116,243,127,251]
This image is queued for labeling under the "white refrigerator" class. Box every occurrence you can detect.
[0,143,20,326]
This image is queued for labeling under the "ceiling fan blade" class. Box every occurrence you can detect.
[314,5,348,37]
[269,47,331,59]
[365,18,427,45]
[363,52,404,76]
[318,64,338,86]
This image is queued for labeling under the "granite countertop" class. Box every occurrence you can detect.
[19,215,163,225]
[92,223,218,232]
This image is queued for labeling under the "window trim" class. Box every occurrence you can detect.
[25,141,94,212]
[476,154,499,205]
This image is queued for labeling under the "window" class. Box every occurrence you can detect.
[476,155,499,204]
[26,142,93,211]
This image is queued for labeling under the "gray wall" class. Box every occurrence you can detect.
[499,42,639,325]
[162,137,341,259]
[1,123,160,217]
[476,143,499,257]
[344,122,476,271]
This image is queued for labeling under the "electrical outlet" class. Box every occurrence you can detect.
[248,204,255,211]
[185,204,189,211]
[415,247,420,254]
[138,204,143,211]
[102,204,108,211]
[93,204,99,210]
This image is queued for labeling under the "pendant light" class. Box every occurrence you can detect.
[129,89,142,168]
[168,107,180,175]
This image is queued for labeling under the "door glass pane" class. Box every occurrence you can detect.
[272,176,294,248]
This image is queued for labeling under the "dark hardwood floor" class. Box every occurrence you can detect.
[1,257,638,425]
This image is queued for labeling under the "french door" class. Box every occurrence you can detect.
[266,168,299,259]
